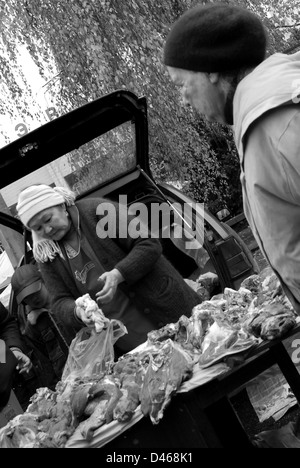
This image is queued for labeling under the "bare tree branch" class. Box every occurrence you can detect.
[275,23,300,29]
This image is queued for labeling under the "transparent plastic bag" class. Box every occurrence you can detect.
[61,319,127,382]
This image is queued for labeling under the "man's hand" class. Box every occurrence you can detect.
[95,269,124,305]
[10,348,33,375]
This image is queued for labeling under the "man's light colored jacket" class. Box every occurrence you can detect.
[233,51,300,312]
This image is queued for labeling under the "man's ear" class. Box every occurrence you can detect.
[208,72,220,84]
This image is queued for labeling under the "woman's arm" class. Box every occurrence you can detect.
[96,200,163,285]
[39,261,83,331]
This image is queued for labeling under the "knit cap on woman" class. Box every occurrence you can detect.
[16,184,76,263]
[17,184,75,228]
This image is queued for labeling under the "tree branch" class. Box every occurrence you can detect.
[275,23,300,29]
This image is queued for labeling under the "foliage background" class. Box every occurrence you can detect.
[0,0,299,216]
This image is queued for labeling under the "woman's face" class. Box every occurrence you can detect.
[28,205,71,241]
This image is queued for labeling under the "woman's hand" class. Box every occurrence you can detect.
[10,348,33,375]
[96,269,124,305]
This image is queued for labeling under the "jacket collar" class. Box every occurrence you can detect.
[233,51,300,164]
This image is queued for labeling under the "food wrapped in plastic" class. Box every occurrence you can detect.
[75,293,108,333]
[140,339,194,424]
[241,274,261,295]
[242,301,297,340]
[260,314,296,340]
[0,414,39,448]
[198,322,257,368]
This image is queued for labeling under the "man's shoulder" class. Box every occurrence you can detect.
[250,104,300,141]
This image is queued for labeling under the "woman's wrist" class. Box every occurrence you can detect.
[112,268,124,285]
[74,304,84,323]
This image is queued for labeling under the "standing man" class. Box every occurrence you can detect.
[163,3,300,313]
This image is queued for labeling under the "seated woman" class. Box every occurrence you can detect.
[16,184,200,354]
[0,301,32,409]
[11,263,70,386]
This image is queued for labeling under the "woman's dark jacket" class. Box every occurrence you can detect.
[38,198,200,342]
[0,302,21,409]
[0,301,24,351]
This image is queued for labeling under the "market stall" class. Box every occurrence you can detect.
[1,266,299,448]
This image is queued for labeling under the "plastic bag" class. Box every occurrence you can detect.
[198,322,256,368]
[61,319,127,382]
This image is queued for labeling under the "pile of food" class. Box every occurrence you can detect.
[240,270,297,340]
[0,269,297,448]
[0,339,193,448]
